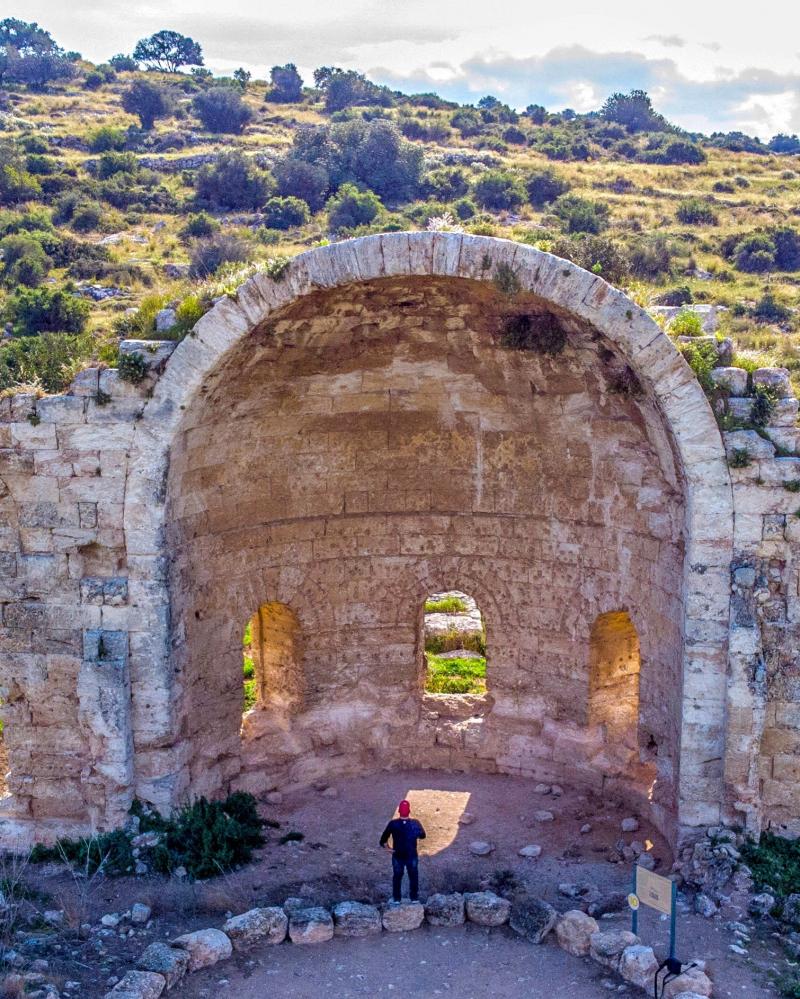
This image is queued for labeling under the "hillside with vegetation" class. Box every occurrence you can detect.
[2,18,800,409]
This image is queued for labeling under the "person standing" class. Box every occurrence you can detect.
[380,799,426,903]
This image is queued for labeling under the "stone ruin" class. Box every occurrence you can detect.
[0,231,797,851]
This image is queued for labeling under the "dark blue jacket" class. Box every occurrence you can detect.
[380,818,426,860]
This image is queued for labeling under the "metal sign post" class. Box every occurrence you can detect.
[628,864,686,996]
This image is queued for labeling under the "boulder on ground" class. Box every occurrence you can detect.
[663,965,713,997]
[749,892,776,917]
[222,907,288,950]
[555,910,599,956]
[104,971,166,999]
[509,897,557,944]
[171,928,232,971]
[587,892,628,918]
[288,906,334,944]
[518,844,542,858]
[424,893,465,926]
[131,903,152,925]
[136,942,190,988]
[619,944,659,989]
[621,817,639,833]
[464,891,511,926]
[332,901,382,937]
[589,929,639,970]
[469,841,494,856]
[783,893,800,927]
[381,900,425,932]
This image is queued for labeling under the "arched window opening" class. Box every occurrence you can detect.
[589,611,640,747]
[241,602,302,719]
[423,591,487,696]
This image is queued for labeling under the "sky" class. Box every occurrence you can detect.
[15,0,800,138]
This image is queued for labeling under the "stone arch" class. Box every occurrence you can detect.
[123,232,733,843]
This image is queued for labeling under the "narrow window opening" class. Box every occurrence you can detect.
[589,610,640,748]
[242,602,302,721]
[423,591,486,696]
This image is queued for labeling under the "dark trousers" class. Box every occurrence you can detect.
[392,855,419,902]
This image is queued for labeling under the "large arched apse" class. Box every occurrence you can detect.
[128,234,732,846]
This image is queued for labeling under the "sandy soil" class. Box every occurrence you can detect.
[13,770,786,997]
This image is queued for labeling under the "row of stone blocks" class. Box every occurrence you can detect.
[104,891,713,998]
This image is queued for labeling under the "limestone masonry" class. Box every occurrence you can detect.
[0,232,796,849]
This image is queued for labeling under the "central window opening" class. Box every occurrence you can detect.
[423,591,487,696]
[241,601,303,721]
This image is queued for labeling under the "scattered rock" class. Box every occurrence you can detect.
[550,785,563,797]
[556,910,599,956]
[534,784,551,794]
[589,929,640,971]
[748,892,776,917]
[694,893,718,919]
[288,907,334,944]
[332,901,382,937]
[783,893,800,927]
[171,929,232,970]
[155,308,177,334]
[729,943,748,955]
[381,901,425,932]
[469,840,494,856]
[322,786,339,798]
[104,970,166,998]
[131,904,152,925]
[637,852,656,871]
[222,907,288,950]
[137,943,190,989]
[424,893,465,926]
[464,891,511,926]
[580,823,592,835]
[619,944,659,989]
[101,913,122,928]
[509,897,557,944]
[42,910,64,927]
[163,263,190,280]
[518,844,542,858]
[265,791,283,805]
[587,893,628,918]
[458,812,475,825]
[621,817,639,833]
[534,810,554,823]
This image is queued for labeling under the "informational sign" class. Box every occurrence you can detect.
[630,863,679,963]
[635,867,674,916]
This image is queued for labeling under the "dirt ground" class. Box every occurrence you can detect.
[10,770,788,997]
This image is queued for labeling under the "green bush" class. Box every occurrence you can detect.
[741,831,800,898]
[629,235,675,280]
[472,170,525,211]
[753,291,791,323]
[676,198,718,225]
[193,87,253,134]
[88,125,127,152]
[189,232,251,278]
[652,286,692,306]
[97,151,139,179]
[670,310,703,336]
[0,233,51,287]
[3,286,90,337]
[548,234,629,284]
[118,351,148,384]
[552,193,609,234]
[262,195,310,230]
[195,151,274,211]
[31,793,268,880]
[327,183,382,231]
[750,386,776,428]
[179,212,218,241]
[678,338,717,392]
[0,332,93,393]
[423,167,469,201]
[274,157,329,212]
[525,167,570,207]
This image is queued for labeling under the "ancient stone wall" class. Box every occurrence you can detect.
[0,232,772,850]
